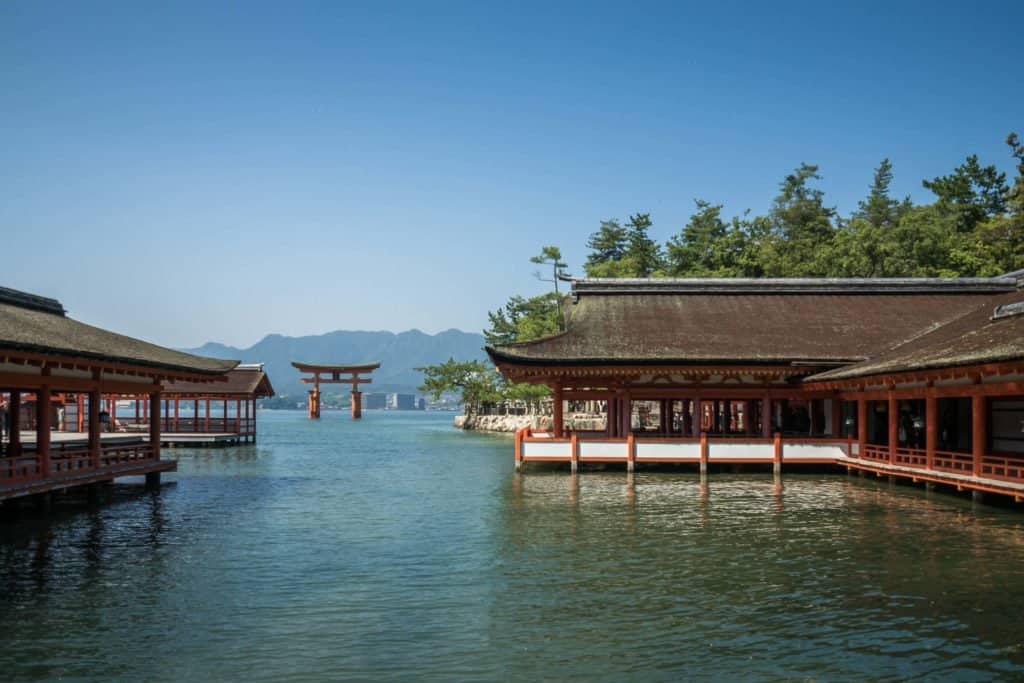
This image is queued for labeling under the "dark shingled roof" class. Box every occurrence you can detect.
[164,365,275,396]
[808,290,1024,382]
[0,287,238,376]
[488,277,1019,367]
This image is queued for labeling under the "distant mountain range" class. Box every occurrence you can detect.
[182,329,487,396]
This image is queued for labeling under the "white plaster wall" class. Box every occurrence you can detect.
[522,441,571,459]
[579,441,628,459]
[783,443,848,460]
[635,442,700,460]
[709,442,774,460]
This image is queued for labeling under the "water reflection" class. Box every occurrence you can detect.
[3,413,1024,681]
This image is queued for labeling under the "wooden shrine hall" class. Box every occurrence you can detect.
[0,286,238,505]
[488,274,1024,502]
[291,361,380,419]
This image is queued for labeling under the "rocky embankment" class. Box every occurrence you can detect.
[454,414,606,433]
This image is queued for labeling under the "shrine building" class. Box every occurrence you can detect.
[487,273,1024,500]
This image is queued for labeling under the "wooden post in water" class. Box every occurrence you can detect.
[972,390,986,477]
[773,431,782,476]
[925,388,937,471]
[37,375,51,478]
[887,389,898,465]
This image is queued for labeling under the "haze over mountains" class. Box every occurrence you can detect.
[184,329,487,396]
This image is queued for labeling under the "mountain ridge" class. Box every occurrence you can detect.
[182,328,487,396]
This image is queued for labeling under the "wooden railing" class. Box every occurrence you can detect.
[981,455,1024,482]
[894,447,927,468]
[932,450,974,475]
[0,442,157,486]
[861,444,890,462]
[513,427,1024,490]
[114,417,255,435]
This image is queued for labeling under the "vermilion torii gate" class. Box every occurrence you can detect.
[291,361,381,419]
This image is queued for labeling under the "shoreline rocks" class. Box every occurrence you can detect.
[454,413,606,433]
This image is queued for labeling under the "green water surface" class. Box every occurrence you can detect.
[2,411,1024,681]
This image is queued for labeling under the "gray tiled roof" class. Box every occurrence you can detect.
[0,287,238,376]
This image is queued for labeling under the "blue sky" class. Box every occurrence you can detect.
[3,1,1022,348]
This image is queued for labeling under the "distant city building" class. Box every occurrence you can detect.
[361,393,387,410]
[388,393,416,410]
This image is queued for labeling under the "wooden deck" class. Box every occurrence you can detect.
[0,459,177,502]
[514,428,1024,503]
[11,430,247,449]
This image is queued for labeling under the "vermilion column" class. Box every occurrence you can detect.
[552,385,563,438]
[761,396,772,438]
[972,393,987,476]
[857,397,868,458]
[351,390,362,419]
[888,390,898,464]
[9,392,21,458]
[89,386,101,469]
[149,387,162,461]
[38,381,52,477]
[692,398,702,437]
[925,392,937,470]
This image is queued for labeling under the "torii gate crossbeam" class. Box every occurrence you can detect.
[291,361,381,420]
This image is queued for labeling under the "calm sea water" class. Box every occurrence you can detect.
[3,411,1024,681]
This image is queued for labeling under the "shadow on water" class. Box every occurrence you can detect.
[3,412,1024,681]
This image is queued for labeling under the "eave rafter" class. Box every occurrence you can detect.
[804,360,1024,393]
[0,350,230,385]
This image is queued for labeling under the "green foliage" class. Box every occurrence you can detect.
[484,293,562,346]
[584,213,665,277]
[584,220,628,275]
[665,200,755,276]
[923,154,1008,233]
[764,163,837,276]
[416,358,503,415]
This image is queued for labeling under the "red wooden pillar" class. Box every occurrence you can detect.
[37,379,52,478]
[351,390,362,420]
[9,391,21,458]
[618,393,626,436]
[972,392,987,477]
[135,396,140,426]
[149,385,162,461]
[173,397,180,432]
[223,398,228,430]
[193,399,199,432]
[699,430,708,474]
[888,390,898,465]
[205,397,211,431]
[77,393,85,432]
[626,432,635,472]
[570,431,579,472]
[925,391,937,471]
[89,383,101,469]
[552,385,564,438]
[761,396,772,438]
[857,397,868,459]
[692,398,702,437]
[773,431,782,475]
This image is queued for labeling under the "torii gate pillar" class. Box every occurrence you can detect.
[292,361,381,421]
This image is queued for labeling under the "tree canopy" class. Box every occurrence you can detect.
[421,131,1024,413]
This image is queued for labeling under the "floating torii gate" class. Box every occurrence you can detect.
[291,361,381,419]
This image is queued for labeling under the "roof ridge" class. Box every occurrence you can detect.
[569,277,1018,295]
[0,287,65,316]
